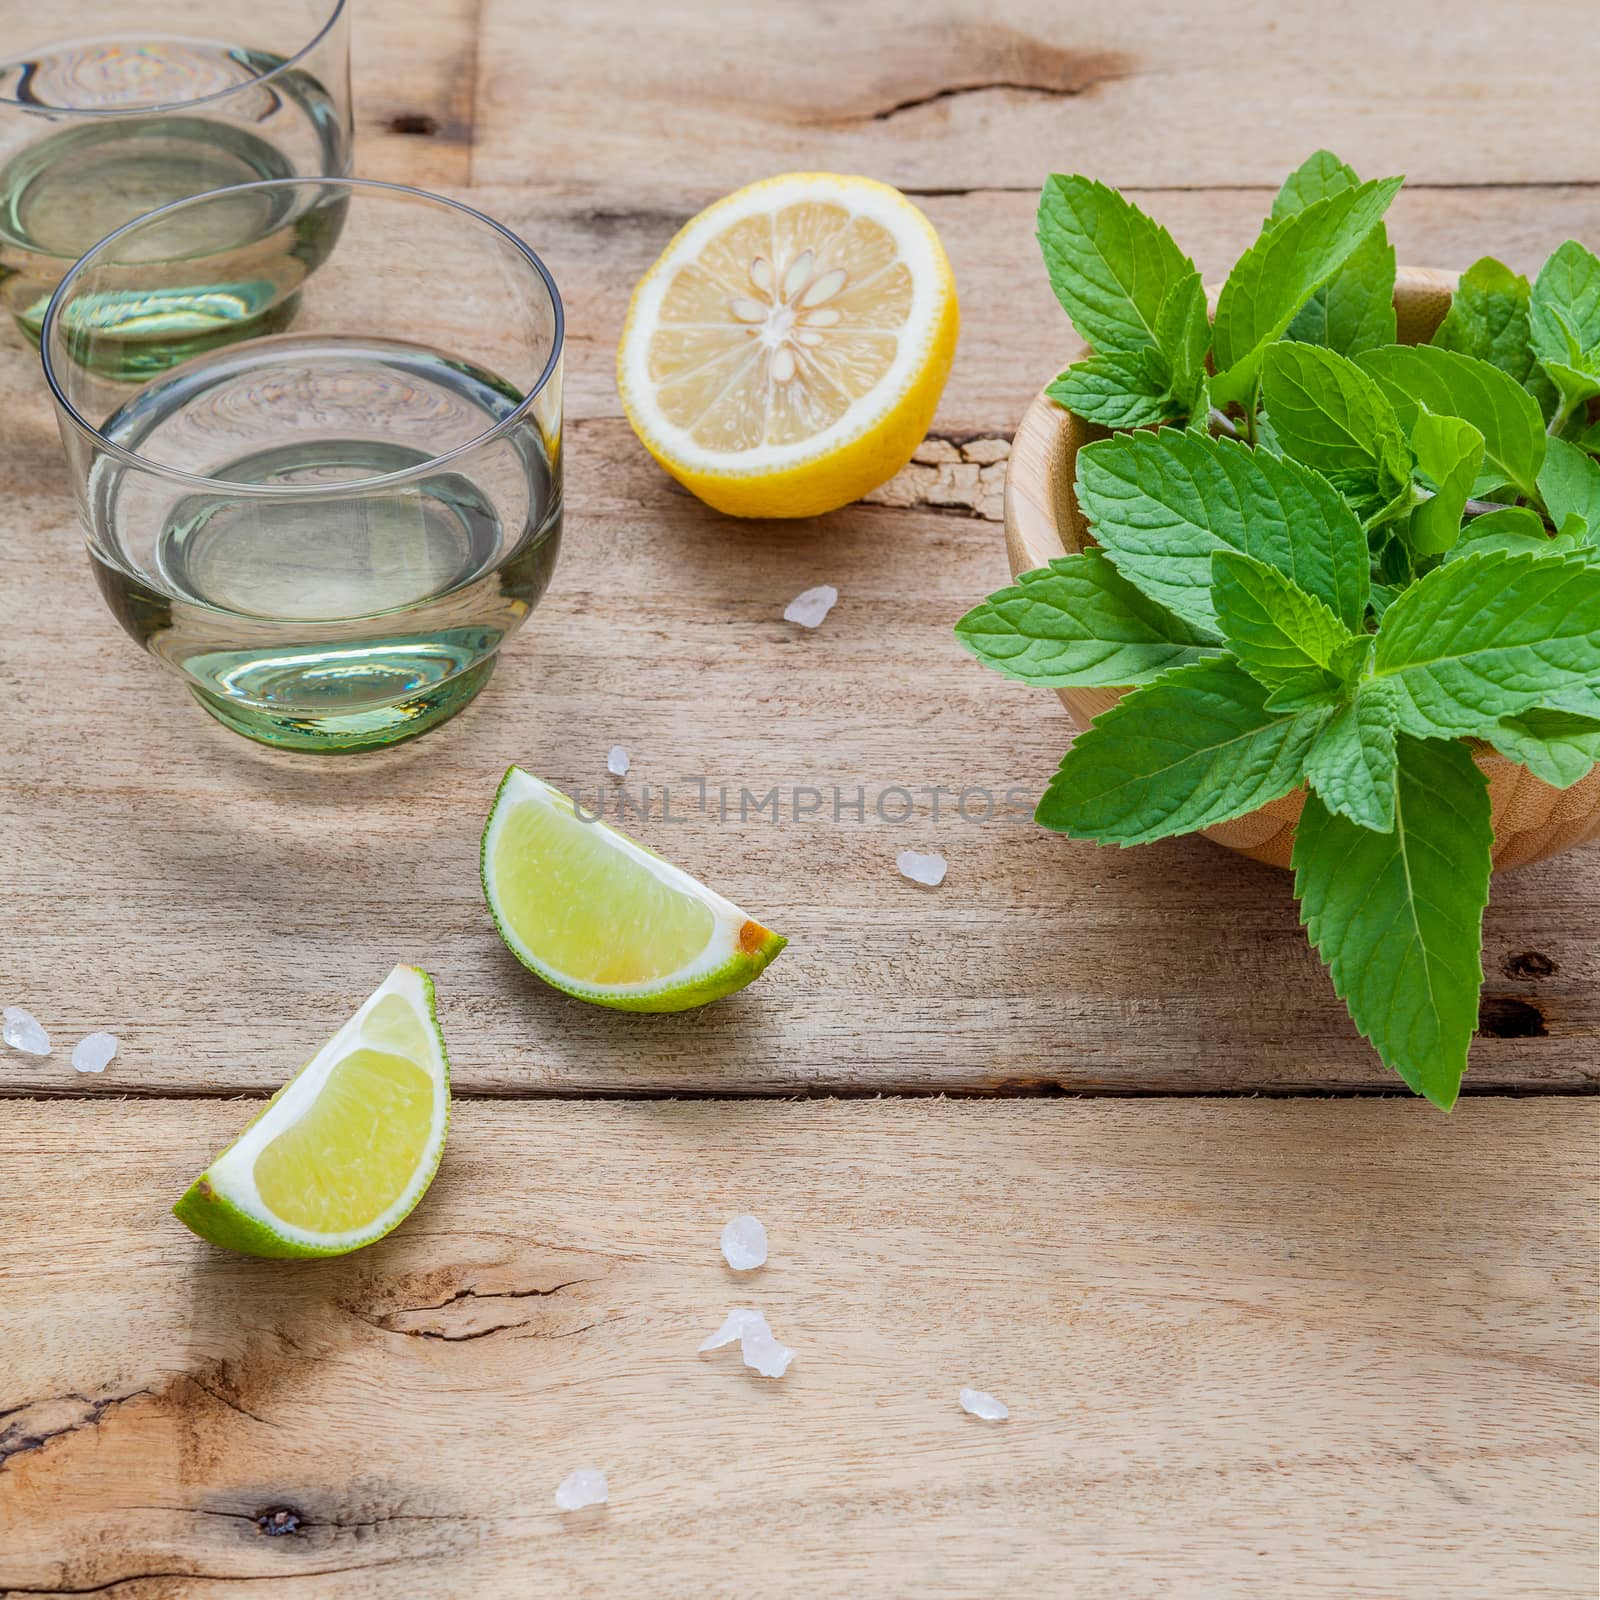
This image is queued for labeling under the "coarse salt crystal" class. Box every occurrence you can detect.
[607,745,629,777]
[897,849,947,887]
[3,1006,50,1056]
[959,1387,1009,1421]
[71,1032,117,1074]
[720,1213,767,1271]
[784,585,838,629]
[554,1468,608,1511]
[698,1307,795,1378]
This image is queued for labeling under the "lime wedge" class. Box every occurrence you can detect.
[173,966,450,1258]
[482,766,787,1011]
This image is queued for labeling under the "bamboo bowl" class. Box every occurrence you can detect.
[1001,266,1600,871]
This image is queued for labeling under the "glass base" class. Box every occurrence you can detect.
[18,289,305,382]
[189,654,496,753]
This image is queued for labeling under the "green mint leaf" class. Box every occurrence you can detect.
[1303,679,1402,831]
[1270,150,1360,217]
[1359,343,1547,501]
[1073,430,1370,634]
[1409,407,1485,556]
[1480,706,1600,789]
[1260,342,1413,494]
[1210,176,1404,405]
[1268,153,1398,359]
[1293,734,1490,1108]
[1538,435,1600,530]
[954,550,1219,688]
[1036,177,1197,357]
[1442,506,1555,562]
[1210,550,1352,693]
[1263,674,1347,713]
[1046,352,1176,429]
[1035,656,1329,843]
[1285,226,1398,360]
[1372,548,1600,734]
[1369,582,1401,621]
[1530,240,1600,412]
[1154,270,1210,409]
[1430,255,1558,416]
[1574,419,1600,457]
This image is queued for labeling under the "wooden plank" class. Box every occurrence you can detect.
[3,185,1598,1098]
[350,0,484,188]
[1,1097,1594,1598]
[470,0,1600,191]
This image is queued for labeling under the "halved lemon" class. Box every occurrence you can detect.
[482,766,786,1011]
[617,172,959,518]
[172,966,450,1259]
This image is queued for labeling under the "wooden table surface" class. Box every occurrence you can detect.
[2,2,1597,1594]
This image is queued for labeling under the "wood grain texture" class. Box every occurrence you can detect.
[2,1097,1595,1599]
[2,190,1597,1099]
[469,0,1600,191]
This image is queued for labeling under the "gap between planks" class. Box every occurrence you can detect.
[2,1082,1593,1105]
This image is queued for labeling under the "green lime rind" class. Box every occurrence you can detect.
[172,967,451,1260]
[481,766,787,1013]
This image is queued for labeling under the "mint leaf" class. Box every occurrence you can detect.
[1046,352,1175,428]
[1359,344,1547,500]
[1431,256,1558,416]
[1372,548,1600,734]
[1285,226,1398,360]
[1538,435,1600,530]
[1481,706,1600,788]
[1269,152,1397,359]
[1409,408,1485,556]
[1442,506,1555,562]
[1210,550,1352,693]
[1035,657,1328,842]
[1270,150,1360,216]
[1036,177,1197,357]
[1074,430,1370,634]
[954,550,1219,687]
[1210,176,1403,405]
[1294,734,1490,1108]
[1260,342,1413,500]
[1155,270,1210,411]
[1530,240,1600,413]
[1303,679,1402,831]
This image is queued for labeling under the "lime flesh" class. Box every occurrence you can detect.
[482,767,786,1011]
[173,966,450,1258]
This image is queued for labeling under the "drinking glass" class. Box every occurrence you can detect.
[43,179,565,753]
[0,1,352,360]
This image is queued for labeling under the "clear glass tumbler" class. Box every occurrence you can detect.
[0,1,352,360]
[43,179,565,753]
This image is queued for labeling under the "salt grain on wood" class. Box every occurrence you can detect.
[607,745,630,777]
[898,850,947,887]
[554,1468,609,1510]
[3,1007,50,1056]
[720,1213,767,1271]
[783,585,838,628]
[959,1387,1009,1421]
[71,1032,117,1074]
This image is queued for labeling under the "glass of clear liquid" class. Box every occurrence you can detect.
[0,1,352,367]
[43,179,565,753]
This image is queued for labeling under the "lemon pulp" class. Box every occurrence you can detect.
[618,173,959,518]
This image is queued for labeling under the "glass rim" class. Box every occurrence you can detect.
[40,176,565,498]
[0,1,350,116]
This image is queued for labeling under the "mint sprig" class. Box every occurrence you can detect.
[964,153,1600,1105]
